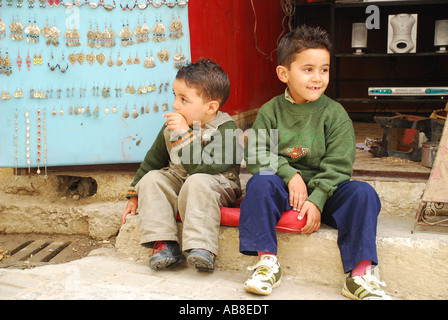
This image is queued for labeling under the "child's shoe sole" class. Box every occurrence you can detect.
[150,256,185,270]
[187,250,215,272]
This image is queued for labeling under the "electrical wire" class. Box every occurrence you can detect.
[250,0,296,61]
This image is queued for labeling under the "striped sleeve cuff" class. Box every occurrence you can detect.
[126,187,137,199]
[171,129,196,152]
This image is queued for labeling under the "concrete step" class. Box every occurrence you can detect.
[2,168,448,299]
[115,210,448,300]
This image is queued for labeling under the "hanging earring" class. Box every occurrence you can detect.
[3,49,12,75]
[14,109,18,181]
[16,49,22,71]
[48,51,58,71]
[86,52,96,66]
[116,50,123,66]
[87,21,94,48]
[25,19,32,43]
[131,104,138,118]
[134,52,140,64]
[31,18,40,43]
[122,105,129,118]
[43,108,48,179]
[107,52,114,67]
[173,48,186,69]
[101,23,111,47]
[77,52,86,65]
[141,18,150,42]
[0,18,6,40]
[96,52,106,66]
[26,51,31,71]
[169,15,183,39]
[93,24,102,49]
[68,53,77,66]
[36,109,42,174]
[59,53,69,73]
[126,53,133,65]
[10,17,24,41]
[49,20,61,46]
[143,50,156,68]
[157,49,170,63]
[108,24,116,47]
[126,22,133,45]
[134,19,142,43]
[152,17,166,42]
[118,22,127,46]
[119,21,133,46]
[25,110,31,173]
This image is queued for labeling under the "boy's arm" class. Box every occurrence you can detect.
[173,121,240,175]
[306,119,355,212]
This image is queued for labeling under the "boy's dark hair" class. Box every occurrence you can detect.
[175,58,231,108]
[277,25,332,68]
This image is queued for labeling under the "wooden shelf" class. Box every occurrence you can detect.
[335,52,448,58]
[295,0,448,114]
[337,98,448,104]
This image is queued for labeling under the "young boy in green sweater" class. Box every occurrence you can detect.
[122,59,241,272]
[239,25,391,300]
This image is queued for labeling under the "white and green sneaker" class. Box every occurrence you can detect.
[243,255,282,295]
[342,270,392,300]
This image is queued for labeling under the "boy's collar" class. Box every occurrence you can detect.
[284,87,311,104]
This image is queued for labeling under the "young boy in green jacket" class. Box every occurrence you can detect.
[239,25,391,300]
[122,59,241,272]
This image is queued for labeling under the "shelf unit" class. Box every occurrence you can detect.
[295,0,448,116]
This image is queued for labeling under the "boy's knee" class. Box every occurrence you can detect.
[136,170,165,190]
[182,173,213,191]
[343,181,381,210]
[248,171,284,190]
[349,181,377,198]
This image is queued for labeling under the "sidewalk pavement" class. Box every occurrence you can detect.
[0,247,345,301]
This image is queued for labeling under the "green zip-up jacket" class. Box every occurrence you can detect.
[244,92,355,212]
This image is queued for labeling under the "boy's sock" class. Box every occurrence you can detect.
[258,251,276,260]
[351,259,372,277]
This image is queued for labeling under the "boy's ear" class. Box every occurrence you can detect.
[207,100,220,114]
[276,65,289,84]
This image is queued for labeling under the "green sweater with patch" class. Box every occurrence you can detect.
[244,93,355,212]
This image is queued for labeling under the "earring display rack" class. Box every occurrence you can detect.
[0,1,190,174]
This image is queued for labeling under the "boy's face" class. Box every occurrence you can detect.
[172,78,218,127]
[276,48,330,104]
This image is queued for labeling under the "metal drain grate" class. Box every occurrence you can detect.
[0,234,103,269]
[1,240,70,268]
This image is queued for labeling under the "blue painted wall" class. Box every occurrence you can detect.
[0,1,190,172]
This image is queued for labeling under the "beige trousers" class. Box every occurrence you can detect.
[135,168,239,256]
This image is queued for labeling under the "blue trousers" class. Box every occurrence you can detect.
[238,172,381,273]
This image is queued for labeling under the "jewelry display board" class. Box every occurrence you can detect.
[0,0,190,175]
